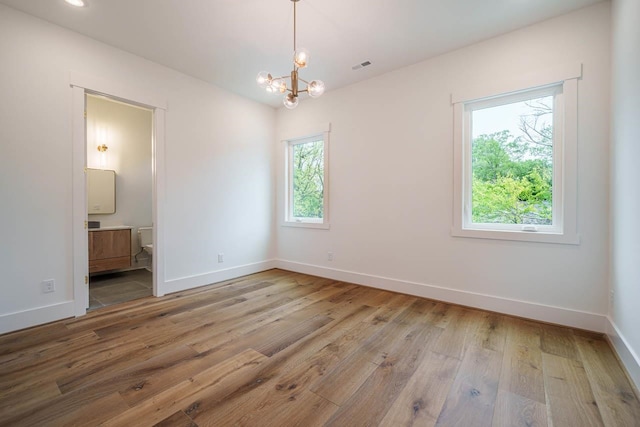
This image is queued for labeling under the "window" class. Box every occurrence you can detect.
[284,131,329,228]
[469,86,560,230]
[452,66,580,244]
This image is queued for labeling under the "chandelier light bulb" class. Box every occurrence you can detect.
[266,79,286,94]
[293,48,310,69]
[266,80,278,94]
[307,80,325,98]
[276,80,288,93]
[283,93,299,109]
[256,71,271,88]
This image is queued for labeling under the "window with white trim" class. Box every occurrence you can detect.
[452,69,580,244]
[284,132,329,228]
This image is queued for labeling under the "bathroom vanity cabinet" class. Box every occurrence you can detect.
[89,228,131,273]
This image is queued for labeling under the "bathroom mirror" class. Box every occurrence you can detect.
[87,168,116,214]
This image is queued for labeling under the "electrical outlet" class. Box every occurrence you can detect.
[609,290,615,304]
[327,251,333,261]
[42,279,55,293]
[218,253,224,263]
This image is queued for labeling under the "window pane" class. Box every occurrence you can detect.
[292,139,324,218]
[471,95,554,225]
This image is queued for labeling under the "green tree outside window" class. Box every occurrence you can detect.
[471,96,554,225]
[292,140,324,218]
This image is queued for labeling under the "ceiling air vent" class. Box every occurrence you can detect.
[352,61,372,71]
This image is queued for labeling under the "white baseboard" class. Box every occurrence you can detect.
[275,260,607,333]
[605,317,640,393]
[0,259,611,348]
[0,301,75,335]
[161,259,278,295]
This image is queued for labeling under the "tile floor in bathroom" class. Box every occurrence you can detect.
[89,269,152,311]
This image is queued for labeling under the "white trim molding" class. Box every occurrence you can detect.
[162,260,278,295]
[452,65,581,245]
[280,122,331,143]
[69,71,167,110]
[70,71,168,312]
[282,127,331,229]
[606,317,640,392]
[152,108,167,297]
[71,85,88,316]
[276,260,607,333]
[451,62,582,104]
[0,301,75,335]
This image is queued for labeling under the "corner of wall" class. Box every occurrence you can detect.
[605,316,640,394]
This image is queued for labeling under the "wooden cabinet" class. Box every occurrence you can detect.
[89,229,131,273]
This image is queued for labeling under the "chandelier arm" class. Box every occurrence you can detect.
[298,78,310,84]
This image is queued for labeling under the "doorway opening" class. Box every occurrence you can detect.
[71,76,166,317]
[85,94,154,310]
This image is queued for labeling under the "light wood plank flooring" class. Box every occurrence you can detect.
[1,269,638,426]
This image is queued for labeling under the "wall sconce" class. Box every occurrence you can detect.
[97,143,108,168]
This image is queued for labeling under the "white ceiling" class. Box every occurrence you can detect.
[0,0,603,108]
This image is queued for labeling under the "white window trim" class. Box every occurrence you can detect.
[463,85,563,234]
[282,129,330,229]
[452,65,581,245]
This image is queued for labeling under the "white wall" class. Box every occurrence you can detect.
[276,3,611,330]
[0,4,276,333]
[610,0,640,389]
[87,95,153,267]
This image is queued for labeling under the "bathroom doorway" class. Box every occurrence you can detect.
[71,76,166,317]
[85,94,154,310]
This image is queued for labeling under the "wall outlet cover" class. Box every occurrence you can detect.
[42,279,55,293]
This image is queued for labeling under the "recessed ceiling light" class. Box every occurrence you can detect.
[64,0,86,7]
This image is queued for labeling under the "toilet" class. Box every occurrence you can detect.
[137,227,153,271]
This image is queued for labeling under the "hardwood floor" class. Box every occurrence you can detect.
[1,269,638,426]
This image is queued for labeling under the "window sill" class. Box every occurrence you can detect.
[451,226,580,245]
[282,221,330,230]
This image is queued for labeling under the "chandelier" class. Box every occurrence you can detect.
[256,0,325,109]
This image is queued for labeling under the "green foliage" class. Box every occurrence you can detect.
[292,140,324,218]
[471,132,513,182]
[472,174,552,225]
[472,129,553,225]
